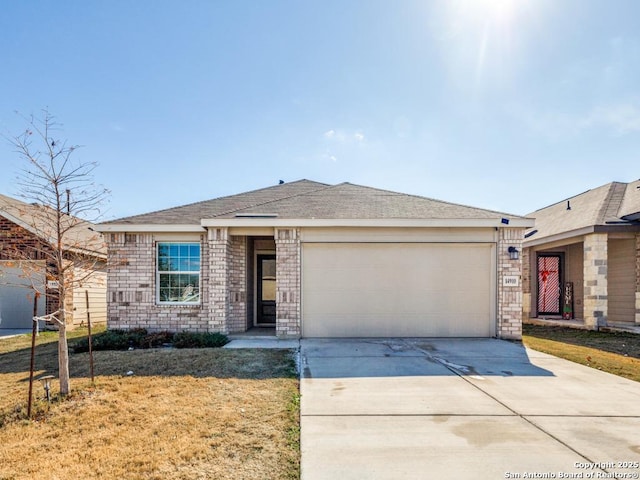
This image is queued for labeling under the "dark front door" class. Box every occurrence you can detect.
[256,254,276,325]
[537,254,562,315]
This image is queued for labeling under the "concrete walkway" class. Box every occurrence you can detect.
[300,338,640,480]
[0,328,31,339]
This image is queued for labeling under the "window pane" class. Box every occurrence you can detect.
[158,258,170,271]
[157,242,200,303]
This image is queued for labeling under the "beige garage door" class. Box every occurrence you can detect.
[302,243,494,337]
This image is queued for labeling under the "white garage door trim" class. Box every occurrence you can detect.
[301,242,496,338]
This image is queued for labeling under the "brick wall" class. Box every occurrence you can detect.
[497,228,524,339]
[521,247,531,320]
[228,236,247,333]
[583,232,608,329]
[275,228,301,337]
[636,233,640,325]
[107,232,210,332]
[0,215,60,316]
[207,228,230,333]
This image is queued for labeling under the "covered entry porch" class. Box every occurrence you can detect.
[207,227,301,338]
[523,232,640,329]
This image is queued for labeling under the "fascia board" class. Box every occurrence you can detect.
[0,209,46,240]
[200,218,535,228]
[2,209,106,257]
[95,224,206,233]
[523,226,595,248]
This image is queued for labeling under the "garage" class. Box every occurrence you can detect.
[0,262,46,329]
[302,242,495,337]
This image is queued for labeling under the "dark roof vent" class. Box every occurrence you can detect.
[234,213,279,218]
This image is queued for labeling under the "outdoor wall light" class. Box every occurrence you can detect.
[39,375,55,402]
[508,246,519,261]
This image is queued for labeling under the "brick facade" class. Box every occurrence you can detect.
[583,232,608,328]
[521,247,531,320]
[228,236,247,333]
[636,233,640,325]
[107,232,210,332]
[207,228,229,333]
[105,226,527,339]
[497,228,524,339]
[275,228,301,337]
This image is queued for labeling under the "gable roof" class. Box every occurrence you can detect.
[0,193,106,257]
[524,179,640,245]
[99,179,532,231]
[103,179,330,225]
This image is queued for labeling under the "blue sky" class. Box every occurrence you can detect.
[1,0,639,220]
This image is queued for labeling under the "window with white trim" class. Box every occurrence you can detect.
[157,242,201,304]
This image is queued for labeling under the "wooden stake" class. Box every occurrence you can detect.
[27,291,40,419]
[85,290,94,383]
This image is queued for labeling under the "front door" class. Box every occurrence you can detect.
[537,254,562,315]
[256,254,276,325]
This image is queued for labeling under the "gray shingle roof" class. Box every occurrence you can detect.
[104,179,528,225]
[525,180,640,242]
[619,179,640,221]
[0,193,106,256]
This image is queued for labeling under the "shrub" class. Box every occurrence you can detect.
[72,329,228,352]
[73,328,149,353]
[173,331,229,349]
[139,331,175,349]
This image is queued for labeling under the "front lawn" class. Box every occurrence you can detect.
[523,324,640,383]
[0,327,300,480]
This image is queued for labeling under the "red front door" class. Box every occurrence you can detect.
[537,255,562,315]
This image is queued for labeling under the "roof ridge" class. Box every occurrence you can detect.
[599,182,628,223]
[529,181,620,214]
[213,182,334,217]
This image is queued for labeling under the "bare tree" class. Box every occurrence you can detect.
[3,109,108,396]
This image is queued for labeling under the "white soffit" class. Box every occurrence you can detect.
[95,224,206,233]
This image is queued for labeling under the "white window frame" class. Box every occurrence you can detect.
[156,241,201,305]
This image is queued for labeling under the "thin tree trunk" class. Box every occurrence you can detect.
[58,320,70,396]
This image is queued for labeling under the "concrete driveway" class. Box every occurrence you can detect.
[300,338,640,480]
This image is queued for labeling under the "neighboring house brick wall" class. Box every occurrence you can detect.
[497,228,524,340]
[583,232,608,328]
[636,233,640,325]
[275,228,301,337]
[0,215,60,316]
[107,233,209,332]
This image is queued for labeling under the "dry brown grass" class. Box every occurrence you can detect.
[0,328,300,480]
[523,324,640,383]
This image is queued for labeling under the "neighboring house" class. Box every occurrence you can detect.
[523,180,640,329]
[0,194,107,329]
[97,180,533,339]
